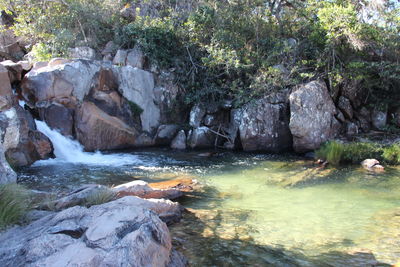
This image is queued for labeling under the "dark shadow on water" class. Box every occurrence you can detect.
[170,208,392,267]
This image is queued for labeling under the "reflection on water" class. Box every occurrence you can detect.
[18,149,400,266]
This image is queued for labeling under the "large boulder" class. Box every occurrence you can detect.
[115,66,160,132]
[0,105,53,167]
[75,101,138,151]
[21,60,102,105]
[0,196,185,267]
[238,92,292,152]
[289,81,340,152]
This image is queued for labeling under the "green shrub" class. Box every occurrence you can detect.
[382,143,400,164]
[0,184,31,229]
[315,141,345,165]
[84,189,115,207]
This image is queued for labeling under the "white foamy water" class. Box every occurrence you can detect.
[34,120,141,166]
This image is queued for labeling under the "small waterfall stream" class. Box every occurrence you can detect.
[35,120,141,166]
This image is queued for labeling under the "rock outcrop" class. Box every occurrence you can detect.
[289,81,340,152]
[0,196,186,267]
[238,92,292,152]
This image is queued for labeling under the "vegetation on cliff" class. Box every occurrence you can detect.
[1,0,399,109]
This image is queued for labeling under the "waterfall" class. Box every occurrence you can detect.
[35,120,141,166]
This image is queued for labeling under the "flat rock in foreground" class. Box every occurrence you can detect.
[0,196,186,267]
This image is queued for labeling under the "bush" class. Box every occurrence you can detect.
[0,184,31,229]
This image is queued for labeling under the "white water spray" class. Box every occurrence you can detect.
[34,120,141,166]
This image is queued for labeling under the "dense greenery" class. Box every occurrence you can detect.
[0,184,31,229]
[1,0,399,106]
[316,140,400,165]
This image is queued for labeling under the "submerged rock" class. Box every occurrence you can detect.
[361,159,384,172]
[289,80,340,152]
[0,196,185,267]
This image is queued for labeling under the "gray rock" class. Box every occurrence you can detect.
[346,122,359,136]
[115,66,160,132]
[112,49,128,66]
[204,114,217,127]
[126,45,146,69]
[171,130,186,150]
[189,105,206,128]
[371,110,387,130]
[289,81,340,152]
[335,110,346,123]
[187,127,215,149]
[38,103,74,137]
[101,41,117,56]
[154,124,179,146]
[239,93,292,152]
[68,47,97,60]
[0,143,16,184]
[22,60,102,104]
[0,196,184,267]
[338,96,353,119]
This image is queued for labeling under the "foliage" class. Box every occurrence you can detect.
[0,184,31,229]
[1,0,399,107]
[84,188,116,207]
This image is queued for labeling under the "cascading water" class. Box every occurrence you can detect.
[34,120,141,166]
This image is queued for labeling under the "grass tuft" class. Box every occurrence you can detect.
[0,184,31,229]
[84,189,116,207]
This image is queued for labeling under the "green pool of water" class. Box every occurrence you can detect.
[19,149,400,266]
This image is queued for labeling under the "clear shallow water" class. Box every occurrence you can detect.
[18,149,400,266]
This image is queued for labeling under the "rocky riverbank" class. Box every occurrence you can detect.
[1,53,397,172]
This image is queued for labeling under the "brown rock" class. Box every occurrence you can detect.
[38,104,74,136]
[75,101,138,151]
[149,178,197,193]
